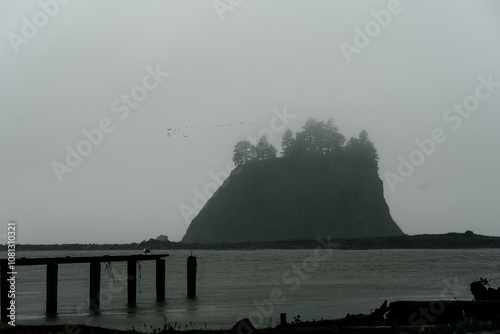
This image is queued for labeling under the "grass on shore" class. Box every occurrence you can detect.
[423,316,499,334]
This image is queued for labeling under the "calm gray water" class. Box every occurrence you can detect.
[8,249,500,330]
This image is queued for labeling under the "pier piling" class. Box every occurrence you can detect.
[46,264,58,314]
[187,255,197,298]
[89,261,101,312]
[127,260,137,304]
[156,259,165,301]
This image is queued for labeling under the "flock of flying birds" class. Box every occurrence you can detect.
[167,121,257,138]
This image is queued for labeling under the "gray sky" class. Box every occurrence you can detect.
[1,0,499,244]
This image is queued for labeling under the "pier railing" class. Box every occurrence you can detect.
[0,254,169,320]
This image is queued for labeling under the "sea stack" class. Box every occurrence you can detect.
[182,157,404,243]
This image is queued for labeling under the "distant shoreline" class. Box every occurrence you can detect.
[3,232,500,252]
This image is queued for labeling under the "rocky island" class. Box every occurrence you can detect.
[182,119,404,243]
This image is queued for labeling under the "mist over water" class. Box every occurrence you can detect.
[11,249,500,330]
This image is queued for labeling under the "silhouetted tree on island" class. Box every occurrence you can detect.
[232,118,379,169]
[290,118,346,157]
[255,136,277,160]
[232,140,257,166]
[233,137,277,166]
[281,129,294,157]
[345,130,379,168]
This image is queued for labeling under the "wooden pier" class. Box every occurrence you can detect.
[0,254,168,320]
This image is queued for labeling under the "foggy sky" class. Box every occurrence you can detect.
[1,0,500,244]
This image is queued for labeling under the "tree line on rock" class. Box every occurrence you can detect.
[232,136,277,166]
[233,118,379,169]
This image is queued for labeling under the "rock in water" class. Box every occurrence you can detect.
[182,157,404,243]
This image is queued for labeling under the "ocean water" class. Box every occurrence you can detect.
[5,248,500,330]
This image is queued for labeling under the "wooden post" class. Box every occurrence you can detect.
[127,260,136,304]
[187,255,197,298]
[1,262,8,320]
[280,313,287,325]
[46,264,58,314]
[89,261,101,312]
[156,259,165,302]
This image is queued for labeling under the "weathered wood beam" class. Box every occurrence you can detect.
[10,254,168,266]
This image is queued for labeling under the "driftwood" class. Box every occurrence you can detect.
[387,300,500,325]
[470,279,500,301]
[340,300,389,326]
[388,279,500,325]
